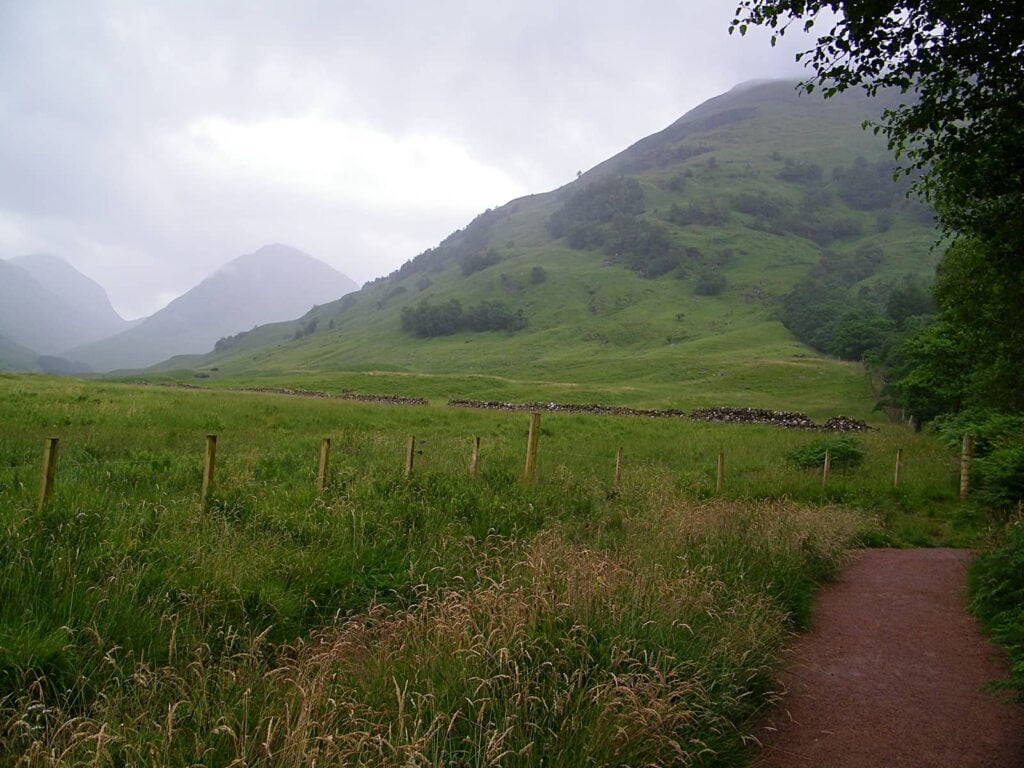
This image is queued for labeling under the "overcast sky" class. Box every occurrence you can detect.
[0,1,812,319]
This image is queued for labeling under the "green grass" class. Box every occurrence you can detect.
[0,374,977,765]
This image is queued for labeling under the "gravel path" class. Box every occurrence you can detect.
[752,548,1024,768]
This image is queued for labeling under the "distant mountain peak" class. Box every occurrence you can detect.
[728,78,794,94]
[67,243,358,371]
[12,251,69,266]
[0,253,128,355]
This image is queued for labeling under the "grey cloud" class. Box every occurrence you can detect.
[0,0,812,318]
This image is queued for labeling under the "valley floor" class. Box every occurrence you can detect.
[0,374,993,765]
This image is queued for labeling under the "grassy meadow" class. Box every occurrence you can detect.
[0,373,973,765]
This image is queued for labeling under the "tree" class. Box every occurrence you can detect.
[730,2,1024,254]
[731,1,1024,414]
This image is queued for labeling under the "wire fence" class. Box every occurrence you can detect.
[2,412,969,513]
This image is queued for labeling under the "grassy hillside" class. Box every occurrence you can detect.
[0,333,38,372]
[152,81,939,418]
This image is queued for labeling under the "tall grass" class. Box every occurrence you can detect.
[2,499,858,766]
[0,374,967,765]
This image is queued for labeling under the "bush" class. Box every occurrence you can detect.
[935,410,1024,514]
[465,300,526,332]
[529,266,547,284]
[827,309,895,361]
[400,299,526,337]
[606,215,681,278]
[694,268,727,296]
[548,176,644,239]
[292,318,318,340]
[833,156,908,210]
[974,447,1024,513]
[460,248,503,276]
[400,299,465,337]
[778,159,824,184]
[814,245,884,286]
[730,191,790,219]
[969,522,1024,700]
[934,409,1024,459]
[788,436,864,469]
[666,199,730,227]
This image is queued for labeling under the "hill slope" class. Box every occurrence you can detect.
[150,81,938,417]
[0,255,129,355]
[71,244,358,371]
[0,333,39,372]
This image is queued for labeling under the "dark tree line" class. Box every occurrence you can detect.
[400,299,526,337]
[781,241,934,363]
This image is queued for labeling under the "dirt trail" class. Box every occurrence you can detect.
[752,548,1024,768]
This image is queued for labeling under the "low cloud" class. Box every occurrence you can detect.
[0,0,811,318]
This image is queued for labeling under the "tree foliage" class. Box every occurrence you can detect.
[694,267,727,296]
[547,177,645,240]
[732,1,1024,416]
[731,2,1024,255]
[400,299,526,338]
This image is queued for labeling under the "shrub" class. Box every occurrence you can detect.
[606,215,681,278]
[969,522,1024,699]
[214,328,252,352]
[832,156,907,210]
[547,176,644,239]
[292,318,318,340]
[694,268,727,296]
[731,191,790,219]
[935,410,1024,514]
[400,299,464,337]
[400,299,526,337]
[666,199,730,227]
[788,436,864,469]
[465,300,526,332]
[460,248,503,276]
[778,159,824,184]
[529,266,547,284]
[934,409,1024,459]
[974,447,1024,513]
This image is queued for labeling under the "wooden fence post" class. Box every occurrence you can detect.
[893,448,903,488]
[317,438,331,492]
[404,436,416,477]
[716,452,725,494]
[960,434,972,500]
[37,437,59,513]
[469,436,481,477]
[614,447,624,488]
[201,434,217,505]
[822,448,831,487]
[523,412,541,484]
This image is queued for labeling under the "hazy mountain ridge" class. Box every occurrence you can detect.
[155,81,938,411]
[10,253,127,339]
[0,332,40,372]
[0,254,131,358]
[69,244,358,371]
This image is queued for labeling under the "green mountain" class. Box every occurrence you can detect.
[0,333,39,372]
[150,81,939,418]
[0,254,129,355]
[71,244,358,372]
